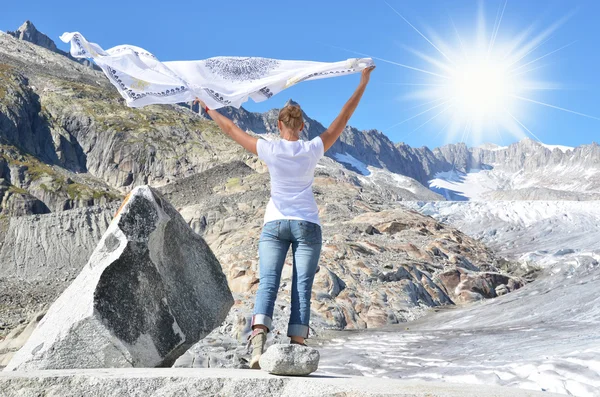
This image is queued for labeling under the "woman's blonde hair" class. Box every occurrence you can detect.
[278,104,304,131]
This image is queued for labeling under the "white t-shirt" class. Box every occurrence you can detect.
[257,136,325,226]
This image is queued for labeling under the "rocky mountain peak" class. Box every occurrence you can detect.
[7,20,59,53]
[284,98,301,108]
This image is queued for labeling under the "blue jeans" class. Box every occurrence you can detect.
[252,220,322,338]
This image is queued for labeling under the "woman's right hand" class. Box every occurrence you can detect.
[360,66,376,86]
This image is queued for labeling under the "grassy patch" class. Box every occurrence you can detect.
[1,145,121,203]
[65,181,120,201]
[225,177,241,188]
[2,154,60,183]
[7,185,28,195]
[44,78,221,135]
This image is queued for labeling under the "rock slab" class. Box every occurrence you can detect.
[259,344,319,376]
[0,368,564,397]
[4,186,234,371]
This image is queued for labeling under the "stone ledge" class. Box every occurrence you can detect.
[0,368,562,397]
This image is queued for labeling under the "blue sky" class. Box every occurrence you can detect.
[1,0,599,149]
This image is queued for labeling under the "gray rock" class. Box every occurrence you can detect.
[4,186,233,371]
[259,344,320,376]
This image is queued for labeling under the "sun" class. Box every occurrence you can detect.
[331,1,600,145]
[448,58,513,120]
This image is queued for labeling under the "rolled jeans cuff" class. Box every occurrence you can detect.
[252,314,272,331]
[287,323,309,339]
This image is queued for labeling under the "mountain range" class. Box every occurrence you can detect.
[219,103,600,201]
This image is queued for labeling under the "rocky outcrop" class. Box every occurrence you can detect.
[4,186,233,371]
[0,183,49,216]
[0,62,122,214]
[7,21,61,54]
[6,21,98,70]
[259,344,320,376]
[0,204,117,281]
[436,268,523,303]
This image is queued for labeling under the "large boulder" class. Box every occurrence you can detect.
[4,186,233,371]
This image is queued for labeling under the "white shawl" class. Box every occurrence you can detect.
[60,32,374,109]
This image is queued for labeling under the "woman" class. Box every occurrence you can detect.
[194,65,375,369]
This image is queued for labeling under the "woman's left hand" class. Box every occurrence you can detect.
[193,97,207,110]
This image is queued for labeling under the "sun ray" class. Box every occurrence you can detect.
[498,114,527,141]
[403,97,448,111]
[476,1,485,50]
[494,123,506,146]
[396,104,453,141]
[511,63,548,78]
[448,13,467,59]
[519,81,562,91]
[322,42,449,79]
[512,95,600,121]
[488,0,508,56]
[460,119,472,145]
[505,11,575,66]
[384,0,456,65]
[509,41,576,75]
[506,110,543,142]
[506,35,554,70]
[384,99,451,131]
[411,104,453,134]
[432,114,455,141]
[383,82,445,87]
[400,45,454,74]
[445,115,464,144]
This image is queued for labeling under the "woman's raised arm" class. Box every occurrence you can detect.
[194,99,258,155]
[320,66,375,153]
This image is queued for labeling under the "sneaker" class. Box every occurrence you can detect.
[247,328,267,369]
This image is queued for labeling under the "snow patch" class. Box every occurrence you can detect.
[429,169,499,200]
[332,152,370,175]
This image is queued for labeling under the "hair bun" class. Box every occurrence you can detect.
[278,104,304,132]
[289,105,302,118]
